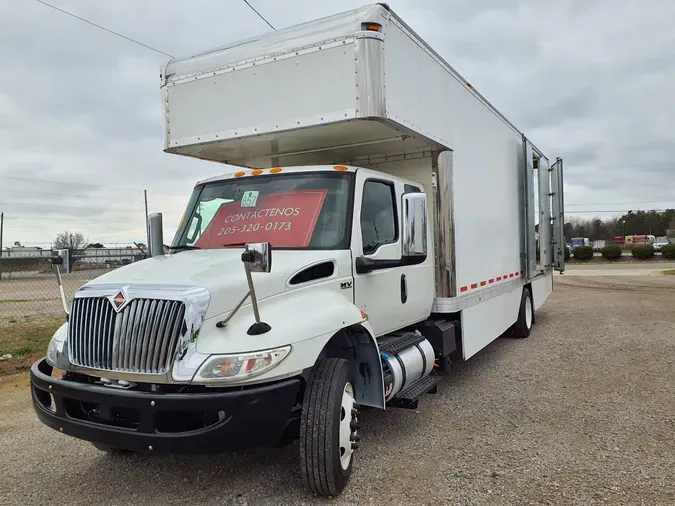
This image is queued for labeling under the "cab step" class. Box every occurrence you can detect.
[388,374,442,410]
[378,331,425,356]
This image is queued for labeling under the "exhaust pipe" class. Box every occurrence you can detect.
[148,213,164,257]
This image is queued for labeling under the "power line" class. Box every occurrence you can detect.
[565,209,672,214]
[0,175,186,197]
[2,216,144,224]
[0,188,147,202]
[32,0,173,58]
[242,0,275,30]
[0,201,147,212]
[566,200,674,207]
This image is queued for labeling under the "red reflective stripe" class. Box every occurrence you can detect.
[509,273,514,278]
[471,283,478,289]
[460,286,468,292]
[496,276,502,281]
[489,279,494,283]
[480,281,486,286]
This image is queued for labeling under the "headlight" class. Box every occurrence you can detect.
[196,346,291,383]
[45,323,68,368]
[46,338,59,366]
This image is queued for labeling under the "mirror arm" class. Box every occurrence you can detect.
[215,290,251,328]
[243,261,262,324]
[218,243,273,335]
[51,255,70,319]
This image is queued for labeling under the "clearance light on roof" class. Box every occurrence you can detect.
[270,168,283,174]
[362,22,381,32]
[234,171,246,177]
[333,165,349,171]
[251,169,264,176]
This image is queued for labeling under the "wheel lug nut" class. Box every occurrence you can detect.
[351,442,359,450]
[350,434,361,442]
[350,422,362,430]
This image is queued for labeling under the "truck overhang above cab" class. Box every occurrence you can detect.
[168,120,435,171]
[161,3,444,169]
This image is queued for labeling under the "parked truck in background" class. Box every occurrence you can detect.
[626,234,655,247]
[30,4,565,497]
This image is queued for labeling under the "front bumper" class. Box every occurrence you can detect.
[30,359,301,454]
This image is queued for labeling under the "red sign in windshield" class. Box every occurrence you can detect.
[195,190,328,249]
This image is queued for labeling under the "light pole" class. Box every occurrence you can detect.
[622,220,626,250]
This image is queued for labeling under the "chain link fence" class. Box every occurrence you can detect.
[0,249,148,364]
[0,248,148,324]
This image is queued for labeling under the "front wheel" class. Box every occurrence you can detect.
[300,358,360,497]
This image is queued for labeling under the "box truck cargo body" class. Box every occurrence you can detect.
[31,3,565,497]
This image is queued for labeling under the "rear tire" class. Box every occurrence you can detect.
[512,288,533,338]
[300,358,359,497]
[91,443,131,455]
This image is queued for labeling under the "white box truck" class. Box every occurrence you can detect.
[31,3,565,497]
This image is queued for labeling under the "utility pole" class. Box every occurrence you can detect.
[144,190,150,256]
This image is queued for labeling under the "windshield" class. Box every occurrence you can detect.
[172,172,353,250]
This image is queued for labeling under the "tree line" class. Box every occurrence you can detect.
[561,210,675,241]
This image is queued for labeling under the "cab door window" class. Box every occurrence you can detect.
[360,180,397,254]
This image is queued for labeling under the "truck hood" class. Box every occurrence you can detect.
[82,249,351,319]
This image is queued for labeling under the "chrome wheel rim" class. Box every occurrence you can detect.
[339,382,356,470]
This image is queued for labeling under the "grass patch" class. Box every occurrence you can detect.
[0,298,59,304]
[663,270,675,276]
[0,317,65,358]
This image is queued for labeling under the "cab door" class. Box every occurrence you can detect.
[352,171,433,337]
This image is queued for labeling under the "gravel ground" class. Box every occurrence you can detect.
[1,274,675,506]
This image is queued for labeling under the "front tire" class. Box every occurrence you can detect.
[512,288,534,338]
[300,358,359,497]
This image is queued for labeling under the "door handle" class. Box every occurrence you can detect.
[400,274,408,303]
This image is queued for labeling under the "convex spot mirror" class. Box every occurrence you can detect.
[241,242,272,273]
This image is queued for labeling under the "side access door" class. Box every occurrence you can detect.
[351,172,434,337]
[550,158,566,272]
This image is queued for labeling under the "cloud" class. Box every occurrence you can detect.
[1,0,674,247]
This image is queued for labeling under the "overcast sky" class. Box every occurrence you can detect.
[1,0,674,247]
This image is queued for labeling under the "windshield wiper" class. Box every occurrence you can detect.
[169,245,201,252]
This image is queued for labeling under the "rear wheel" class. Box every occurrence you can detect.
[512,288,533,338]
[300,358,360,497]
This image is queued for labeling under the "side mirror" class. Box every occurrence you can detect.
[241,242,272,273]
[401,193,428,257]
[148,213,164,257]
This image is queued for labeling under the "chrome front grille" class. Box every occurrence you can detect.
[68,297,186,374]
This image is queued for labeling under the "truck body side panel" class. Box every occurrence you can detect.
[383,17,539,358]
[531,273,553,312]
[166,43,357,147]
[460,284,523,360]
